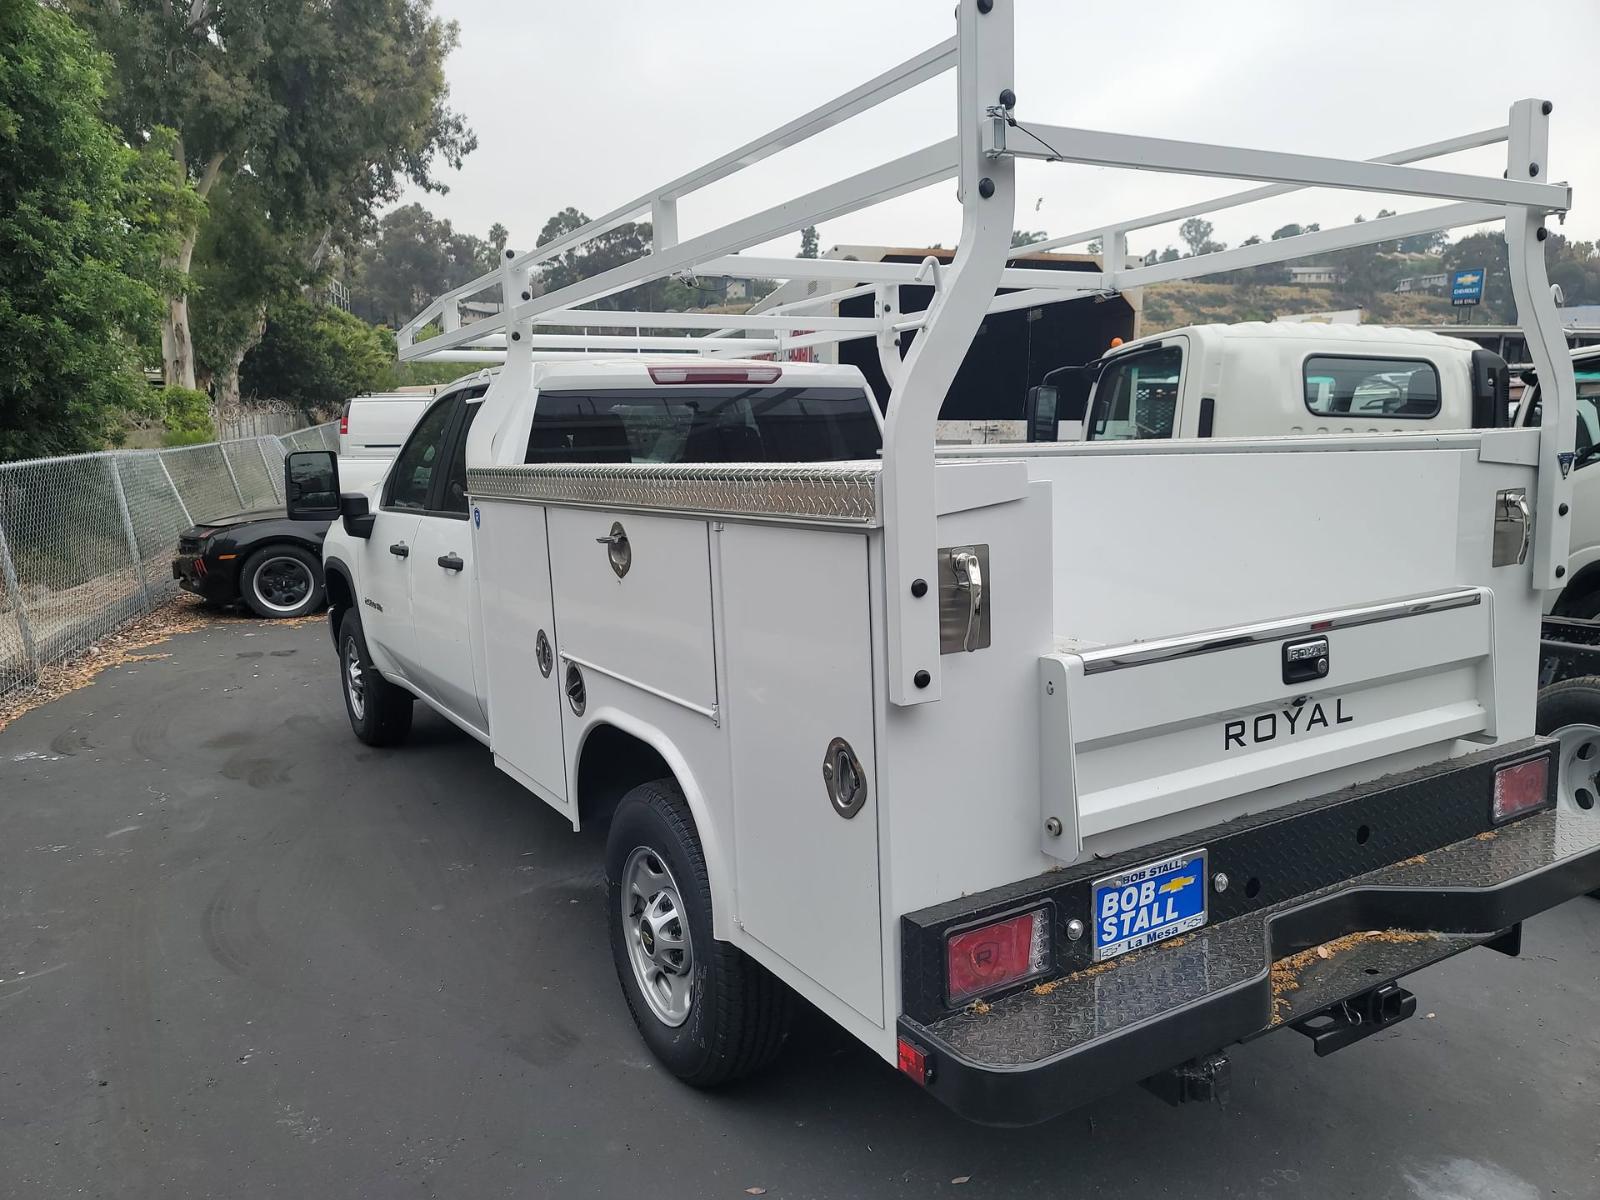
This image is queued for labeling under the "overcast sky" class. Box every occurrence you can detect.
[401,0,1600,267]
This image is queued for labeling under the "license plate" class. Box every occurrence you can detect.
[1091,849,1208,961]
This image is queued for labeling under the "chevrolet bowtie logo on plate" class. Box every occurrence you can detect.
[1282,635,1329,685]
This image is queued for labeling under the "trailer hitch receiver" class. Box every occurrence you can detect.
[1141,1053,1231,1107]
[1293,982,1416,1057]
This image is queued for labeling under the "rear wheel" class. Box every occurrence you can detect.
[1535,677,1600,896]
[240,544,324,619]
[338,609,413,747]
[605,778,791,1085]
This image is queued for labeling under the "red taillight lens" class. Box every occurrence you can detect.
[896,1037,929,1085]
[646,365,783,385]
[339,414,349,435]
[1492,756,1549,824]
[945,907,1051,1004]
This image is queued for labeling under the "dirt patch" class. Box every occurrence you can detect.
[0,598,219,734]
[1397,853,1429,868]
[1269,930,1437,1024]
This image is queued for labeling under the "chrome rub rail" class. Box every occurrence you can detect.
[1077,588,1484,675]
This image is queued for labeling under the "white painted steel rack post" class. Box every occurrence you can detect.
[397,0,1577,706]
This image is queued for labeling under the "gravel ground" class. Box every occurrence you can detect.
[1,618,1597,1200]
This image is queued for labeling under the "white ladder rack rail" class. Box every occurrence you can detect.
[402,0,1576,709]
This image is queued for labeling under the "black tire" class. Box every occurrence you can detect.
[1536,676,1600,737]
[240,544,325,619]
[605,778,791,1086]
[337,609,413,747]
[1553,586,1600,620]
[1535,677,1600,897]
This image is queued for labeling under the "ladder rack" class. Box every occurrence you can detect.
[404,0,1577,709]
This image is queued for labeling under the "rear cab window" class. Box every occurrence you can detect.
[524,386,881,465]
[1086,344,1184,441]
[1303,355,1441,419]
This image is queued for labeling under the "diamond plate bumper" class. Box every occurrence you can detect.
[897,739,1600,1126]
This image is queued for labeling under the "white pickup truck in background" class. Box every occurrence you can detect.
[283,1,1600,1125]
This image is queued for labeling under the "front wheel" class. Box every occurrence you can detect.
[605,779,791,1086]
[337,609,413,747]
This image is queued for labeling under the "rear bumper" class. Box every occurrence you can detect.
[171,554,239,603]
[898,739,1600,1126]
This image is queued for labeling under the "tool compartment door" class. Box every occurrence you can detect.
[546,509,717,713]
[477,501,569,808]
[719,524,882,1025]
[1052,590,1494,844]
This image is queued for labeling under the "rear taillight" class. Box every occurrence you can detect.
[1492,756,1550,824]
[339,414,349,435]
[945,906,1051,1004]
[646,365,782,385]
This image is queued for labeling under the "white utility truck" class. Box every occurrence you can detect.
[1029,322,1512,442]
[284,2,1600,1125]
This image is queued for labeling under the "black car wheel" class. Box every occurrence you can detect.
[240,545,325,619]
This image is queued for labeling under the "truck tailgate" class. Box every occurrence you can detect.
[1041,588,1493,847]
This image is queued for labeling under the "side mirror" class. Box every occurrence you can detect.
[1024,384,1060,443]
[1470,348,1510,429]
[285,451,340,519]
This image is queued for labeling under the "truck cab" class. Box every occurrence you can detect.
[1062,323,1507,443]
[310,359,883,742]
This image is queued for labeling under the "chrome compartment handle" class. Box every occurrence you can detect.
[952,550,983,652]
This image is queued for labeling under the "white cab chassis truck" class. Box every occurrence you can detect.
[1043,322,1513,442]
[284,2,1600,1125]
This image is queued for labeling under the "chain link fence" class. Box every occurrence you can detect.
[0,422,337,698]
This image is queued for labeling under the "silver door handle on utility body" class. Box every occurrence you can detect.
[951,550,984,652]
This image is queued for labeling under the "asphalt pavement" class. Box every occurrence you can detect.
[1,615,1597,1199]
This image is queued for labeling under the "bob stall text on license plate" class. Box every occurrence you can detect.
[1092,850,1208,961]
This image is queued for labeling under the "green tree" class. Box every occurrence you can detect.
[68,0,476,391]
[0,0,193,459]
[799,225,820,258]
[190,177,308,406]
[240,300,393,413]
[1011,229,1048,248]
[153,385,215,445]
[349,203,496,327]
[1179,217,1224,257]
[536,207,654,309]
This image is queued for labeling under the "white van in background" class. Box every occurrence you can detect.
[339,389,439,459]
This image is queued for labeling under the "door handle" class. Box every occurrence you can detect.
[389,542,409,558]
[437,553,464,572]
[951,550,984,652]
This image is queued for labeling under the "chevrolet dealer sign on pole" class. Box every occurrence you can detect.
[1450,267,1486,306]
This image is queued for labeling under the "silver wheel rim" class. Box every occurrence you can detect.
[251,555,314,614]
[1552,722,1600,812]
[343,636,366,722]
[621,846,694,1027]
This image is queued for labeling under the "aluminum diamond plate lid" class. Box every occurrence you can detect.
[468,462,881,526]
